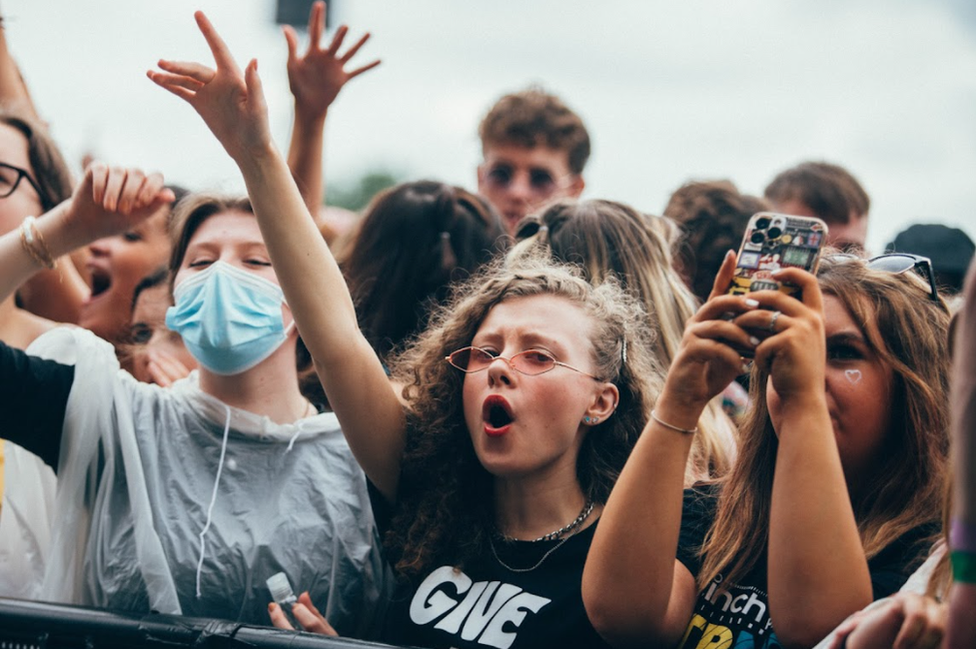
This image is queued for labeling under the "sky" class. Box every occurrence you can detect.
[4,0,976,255]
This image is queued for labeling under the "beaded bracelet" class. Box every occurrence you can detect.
[650,409,698,435]
[20,216,57,270]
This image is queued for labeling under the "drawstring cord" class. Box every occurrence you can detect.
[286,427,303,452]
[196,403,232,598]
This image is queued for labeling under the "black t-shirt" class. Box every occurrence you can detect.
[380,523,610,649]
[0,340,73,469]
[675,484,937,649]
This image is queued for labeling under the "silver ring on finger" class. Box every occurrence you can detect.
[767,310,782,333]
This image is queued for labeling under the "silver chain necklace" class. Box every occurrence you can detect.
[489,501,595,573]
[495,500,595,543]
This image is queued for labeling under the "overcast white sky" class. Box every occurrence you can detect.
[4,0,975,254]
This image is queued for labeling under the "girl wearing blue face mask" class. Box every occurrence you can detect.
[0,185,391,633]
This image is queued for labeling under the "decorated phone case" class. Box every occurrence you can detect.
[728,212,829,298]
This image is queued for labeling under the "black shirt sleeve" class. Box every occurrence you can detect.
[0,339,74,470]
[868,522,941,599]
[676,484,720,578]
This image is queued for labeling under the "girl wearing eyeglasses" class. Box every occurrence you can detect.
[146,13,667,647]
[583,254,950,648]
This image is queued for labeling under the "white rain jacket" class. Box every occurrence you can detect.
[3,327,390,635]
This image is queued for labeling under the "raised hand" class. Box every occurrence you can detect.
[60,163,173,251]
[656,251,761,423]
[284,0,380,120]
[730,266,826,401]
[147,12,272,164]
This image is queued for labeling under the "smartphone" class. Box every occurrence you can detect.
[727,212,829,298]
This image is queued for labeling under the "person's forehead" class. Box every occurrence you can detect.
[482,143,572,174]
[0,123,33,170]
[133,283,171,320]
[189,210,262,244]
[475,294,594,350]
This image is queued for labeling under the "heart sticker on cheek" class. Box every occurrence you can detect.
[844,369,862,384]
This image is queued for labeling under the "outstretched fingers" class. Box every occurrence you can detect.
[283,24,300,62]
[346,58,381,79]
[147,69,204,92]
[147,70,198,102]
[308,0,326,50]
[157,59,215,84]
[193,10,241,74]
[244,58,265,108]
[325,24,348,57]
[339,31,370,63]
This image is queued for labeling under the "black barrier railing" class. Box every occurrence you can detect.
[0,597,404,649]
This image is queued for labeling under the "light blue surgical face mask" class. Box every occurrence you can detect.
[165,261,294,376]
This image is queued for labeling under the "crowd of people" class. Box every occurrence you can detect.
[1,4,975,648]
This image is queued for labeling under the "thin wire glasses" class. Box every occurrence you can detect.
[446,346,602,380]
[0,162,44,201]
[831,253,939,301]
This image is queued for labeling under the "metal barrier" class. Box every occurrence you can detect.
[0,598,402,649]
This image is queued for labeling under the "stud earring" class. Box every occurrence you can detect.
[583,416,600,424]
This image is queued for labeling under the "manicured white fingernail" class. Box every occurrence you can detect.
[741,362,751,374]
[771,268,783,275]
[749,336,761,346]
[745,298,760,308]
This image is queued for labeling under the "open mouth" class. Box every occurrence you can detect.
[482,395,514,436]
[89,268,112,299]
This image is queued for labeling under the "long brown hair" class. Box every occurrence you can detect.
[698,256,951,590]
[338,181,507,364]
[386,257,661,578]
[510,199,737,482]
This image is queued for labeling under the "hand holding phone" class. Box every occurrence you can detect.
[726,212,827,359]
[727,212,829,298]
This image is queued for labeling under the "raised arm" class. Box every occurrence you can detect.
[584,253,758,647]
[0,17,91,325]
[0,164,172,304]
[948,258,976,649]
[283,0,379,217]
[0,16,40,120]
[148,12,405,501]
[735,269,872,647]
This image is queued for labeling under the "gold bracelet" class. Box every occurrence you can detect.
[650,409,698,435]
[19,216,57,270]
